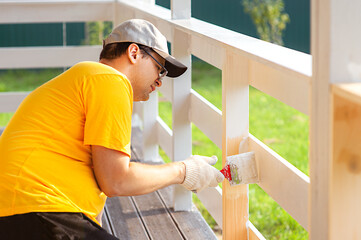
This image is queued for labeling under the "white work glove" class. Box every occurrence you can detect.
[181,155,225,193]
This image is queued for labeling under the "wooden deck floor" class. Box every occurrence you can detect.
[101,127,218,239]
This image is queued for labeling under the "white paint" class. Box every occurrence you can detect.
[142,93,160,162]
[189,90,222,149]
[249,134,309,230]
[171,0,191,20]
[196,186,223,228]
[0,46,101,69]
[156,117,173,159]
[227,152,258,185]
[0,0,113,23]
[347,62,361,82]
[330,0,361,83]
[171,28,192,211]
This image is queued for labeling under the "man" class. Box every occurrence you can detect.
[0,19,224,239]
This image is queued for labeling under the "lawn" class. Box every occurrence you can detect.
[0,62,309,239]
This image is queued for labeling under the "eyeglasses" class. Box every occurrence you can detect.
[140,47,168,79]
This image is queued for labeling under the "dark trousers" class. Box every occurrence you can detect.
[0,212,118,240]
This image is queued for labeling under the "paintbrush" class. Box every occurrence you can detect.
[220,151,258,186]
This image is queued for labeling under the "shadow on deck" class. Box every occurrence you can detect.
[101,127,218,239]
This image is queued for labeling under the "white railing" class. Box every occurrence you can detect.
[5,0,359,239]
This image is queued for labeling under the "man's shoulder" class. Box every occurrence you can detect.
[72,61,128,81]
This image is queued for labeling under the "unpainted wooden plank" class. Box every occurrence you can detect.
[105,196,149,240]
[132,191,184,240]
[158,186,218,240]
[222,50,249,239]
[330,92,361,239]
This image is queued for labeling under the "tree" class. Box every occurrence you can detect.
[83,21,113,45]
[242,0,290,45]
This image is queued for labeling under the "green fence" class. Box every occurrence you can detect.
[0,23,85,47]
[156,0,310,53]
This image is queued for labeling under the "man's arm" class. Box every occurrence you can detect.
[92,145,186,197]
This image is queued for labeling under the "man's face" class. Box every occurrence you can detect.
[132,49,165,102]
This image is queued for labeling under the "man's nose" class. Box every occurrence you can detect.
[155,79,162,87]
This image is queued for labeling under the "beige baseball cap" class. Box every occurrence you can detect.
[103,19,187,78]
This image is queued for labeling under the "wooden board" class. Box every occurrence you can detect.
[158,186,218,240]
[249,134,309,230]
[132,191,184,239]
[0,46,101,69]
[330,86,361,239]
[222,50,249,239]
[101,205,114,235]
[105,196,149,239]
[0,0,113,24]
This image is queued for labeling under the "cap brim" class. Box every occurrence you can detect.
[153,49,187,78]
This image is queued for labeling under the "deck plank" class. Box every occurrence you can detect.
[105,196,149,239]
[158,187,218,239]
[101,205,113,235]
[132,191,185,240]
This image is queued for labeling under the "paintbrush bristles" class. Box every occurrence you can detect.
[226,151,258,186]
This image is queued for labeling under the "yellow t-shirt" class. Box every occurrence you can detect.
[0,61,133,224]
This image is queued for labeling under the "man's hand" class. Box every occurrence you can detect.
[181,155,224,192]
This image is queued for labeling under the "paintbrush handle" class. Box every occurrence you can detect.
[220,164,232,182]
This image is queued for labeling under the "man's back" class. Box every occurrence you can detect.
[0,61,133,224]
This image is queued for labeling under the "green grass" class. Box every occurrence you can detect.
[1,63,309,239]
[0,69,62,126]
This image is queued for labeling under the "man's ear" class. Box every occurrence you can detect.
[127,43,140,64]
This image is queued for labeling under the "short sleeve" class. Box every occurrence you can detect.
[83,74,133,157]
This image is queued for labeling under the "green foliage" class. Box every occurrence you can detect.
[83,21,113,45]
[242,0,290,45]
[0,69,62,127]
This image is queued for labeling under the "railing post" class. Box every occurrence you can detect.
[142,93,160,162]
[171,0,192,211]
[311,0,361,239]
[222,51,249,240]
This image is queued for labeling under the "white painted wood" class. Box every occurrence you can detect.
[116,0,310,115]
[0,0,113,24]
[171,28,192,211]
[191,34,224,69]
[248,221,266,240]
[142,93,160,162]
[222,51,249,239]
[158,77,172,102]
[0,92,29,113]
[249,134,309,230]
[249,59,311,115]
[0,46,102,69]
[116,0,311,78]
[189,90,222,149]
[171,0,191,20]
[196,186,223,228]
[309,0,331,238]
[156,116,173,159]
[329,1,361,83]
[142,0,155,5]
[131,102,144,128]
